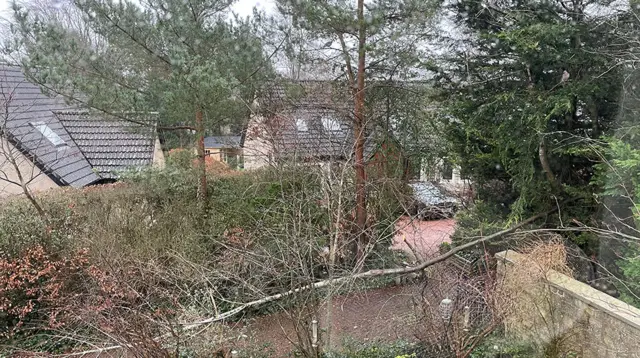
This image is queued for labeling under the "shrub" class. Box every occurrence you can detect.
[324,340,423,358]
[470,335,536,358]
[0,245,92,352]
[167,148,197,170]
[0,163,408,353]
[0,199,52,257]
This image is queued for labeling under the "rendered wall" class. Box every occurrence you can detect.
[496,250,640,358]
[0,139,58,198]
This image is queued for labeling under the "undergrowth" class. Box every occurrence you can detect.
[0,160,408,354]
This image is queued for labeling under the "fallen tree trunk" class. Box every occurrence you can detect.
[184,207,556,328]
[59,208,556,356]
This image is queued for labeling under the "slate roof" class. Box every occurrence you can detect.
[55,111,157,178]
[0,65,101,187]
[257,81,379,160]
[204,136,241,149]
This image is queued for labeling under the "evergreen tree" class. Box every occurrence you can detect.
[439,0,623,230]
[274,0,438,261]
[11,0,272,203]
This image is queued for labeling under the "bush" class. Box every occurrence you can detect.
[470,336,536,358]
[617,244,640,306]
[324,340,423,358]
[0,246,90,337]
[0,162,408,353]
[0,199,53,257]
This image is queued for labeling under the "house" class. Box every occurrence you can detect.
[55,111,165,178]
[244,81,349,169]
[243,81,389,170]
[243,80,469,192]
[421,162,468,194]
[0,65,164,198]
[244,81,423,182]
[204,135,243,169]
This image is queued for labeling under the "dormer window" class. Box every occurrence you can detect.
[31,122,67,149]
[296,118,308,132]
[321,116,341,131]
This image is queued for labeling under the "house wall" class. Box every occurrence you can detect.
[204,147,243,169]
[0,140,59,198]
[420,162,470,193]
[496,250,640,358]
[204,148,223,162]
[243,116,273,170]
[439,168,469,193]
[152,137,165,169]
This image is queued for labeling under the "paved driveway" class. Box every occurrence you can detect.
[392,217,456,260]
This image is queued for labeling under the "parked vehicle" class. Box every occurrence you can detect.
[408,181,459,220]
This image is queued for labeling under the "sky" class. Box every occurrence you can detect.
[234,0,275,17]
[0,0,275,21]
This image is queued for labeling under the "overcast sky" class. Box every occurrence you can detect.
[0,0,275,21]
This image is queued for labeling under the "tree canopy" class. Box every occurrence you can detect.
[11,0,274,201]
[12,0,272,136]
[438,0,624,223]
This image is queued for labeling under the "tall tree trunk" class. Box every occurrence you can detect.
[354,0,367,266]
[539,137,558,190]
[195,108,207,205]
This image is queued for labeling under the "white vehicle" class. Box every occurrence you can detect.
[408,181,459,220]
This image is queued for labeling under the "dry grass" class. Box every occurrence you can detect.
[497,237,586,358]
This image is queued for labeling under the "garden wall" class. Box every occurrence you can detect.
[496,250,640,358]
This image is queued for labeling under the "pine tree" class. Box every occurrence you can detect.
[11,0,272,204]
[274,0,438,262]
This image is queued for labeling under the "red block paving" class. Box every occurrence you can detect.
[391,217,456,260]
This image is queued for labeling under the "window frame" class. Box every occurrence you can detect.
[295,118,308,132]
[30,121,67,149]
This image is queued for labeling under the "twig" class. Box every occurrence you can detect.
[184,207,556,327]
[56,208,556,356]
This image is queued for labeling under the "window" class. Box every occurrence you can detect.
[222,149,239,169]
[295,118,308,132]
[321,116,341,131]
[31,122,66,148]
[442,162,453,180]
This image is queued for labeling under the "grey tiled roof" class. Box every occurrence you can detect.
[55,111,157,178]
[204,136,241,149]
[0,65,101,187]
[258,81,381,160]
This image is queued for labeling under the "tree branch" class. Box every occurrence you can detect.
[539,136,558,187]
[185,207,557,326]
[55,208,556,356]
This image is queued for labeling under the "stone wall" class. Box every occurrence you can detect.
[496,250,640,358]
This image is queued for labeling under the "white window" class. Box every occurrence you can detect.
[296,118,308,132]
[31,122,66,148]
[321,116,341,131]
